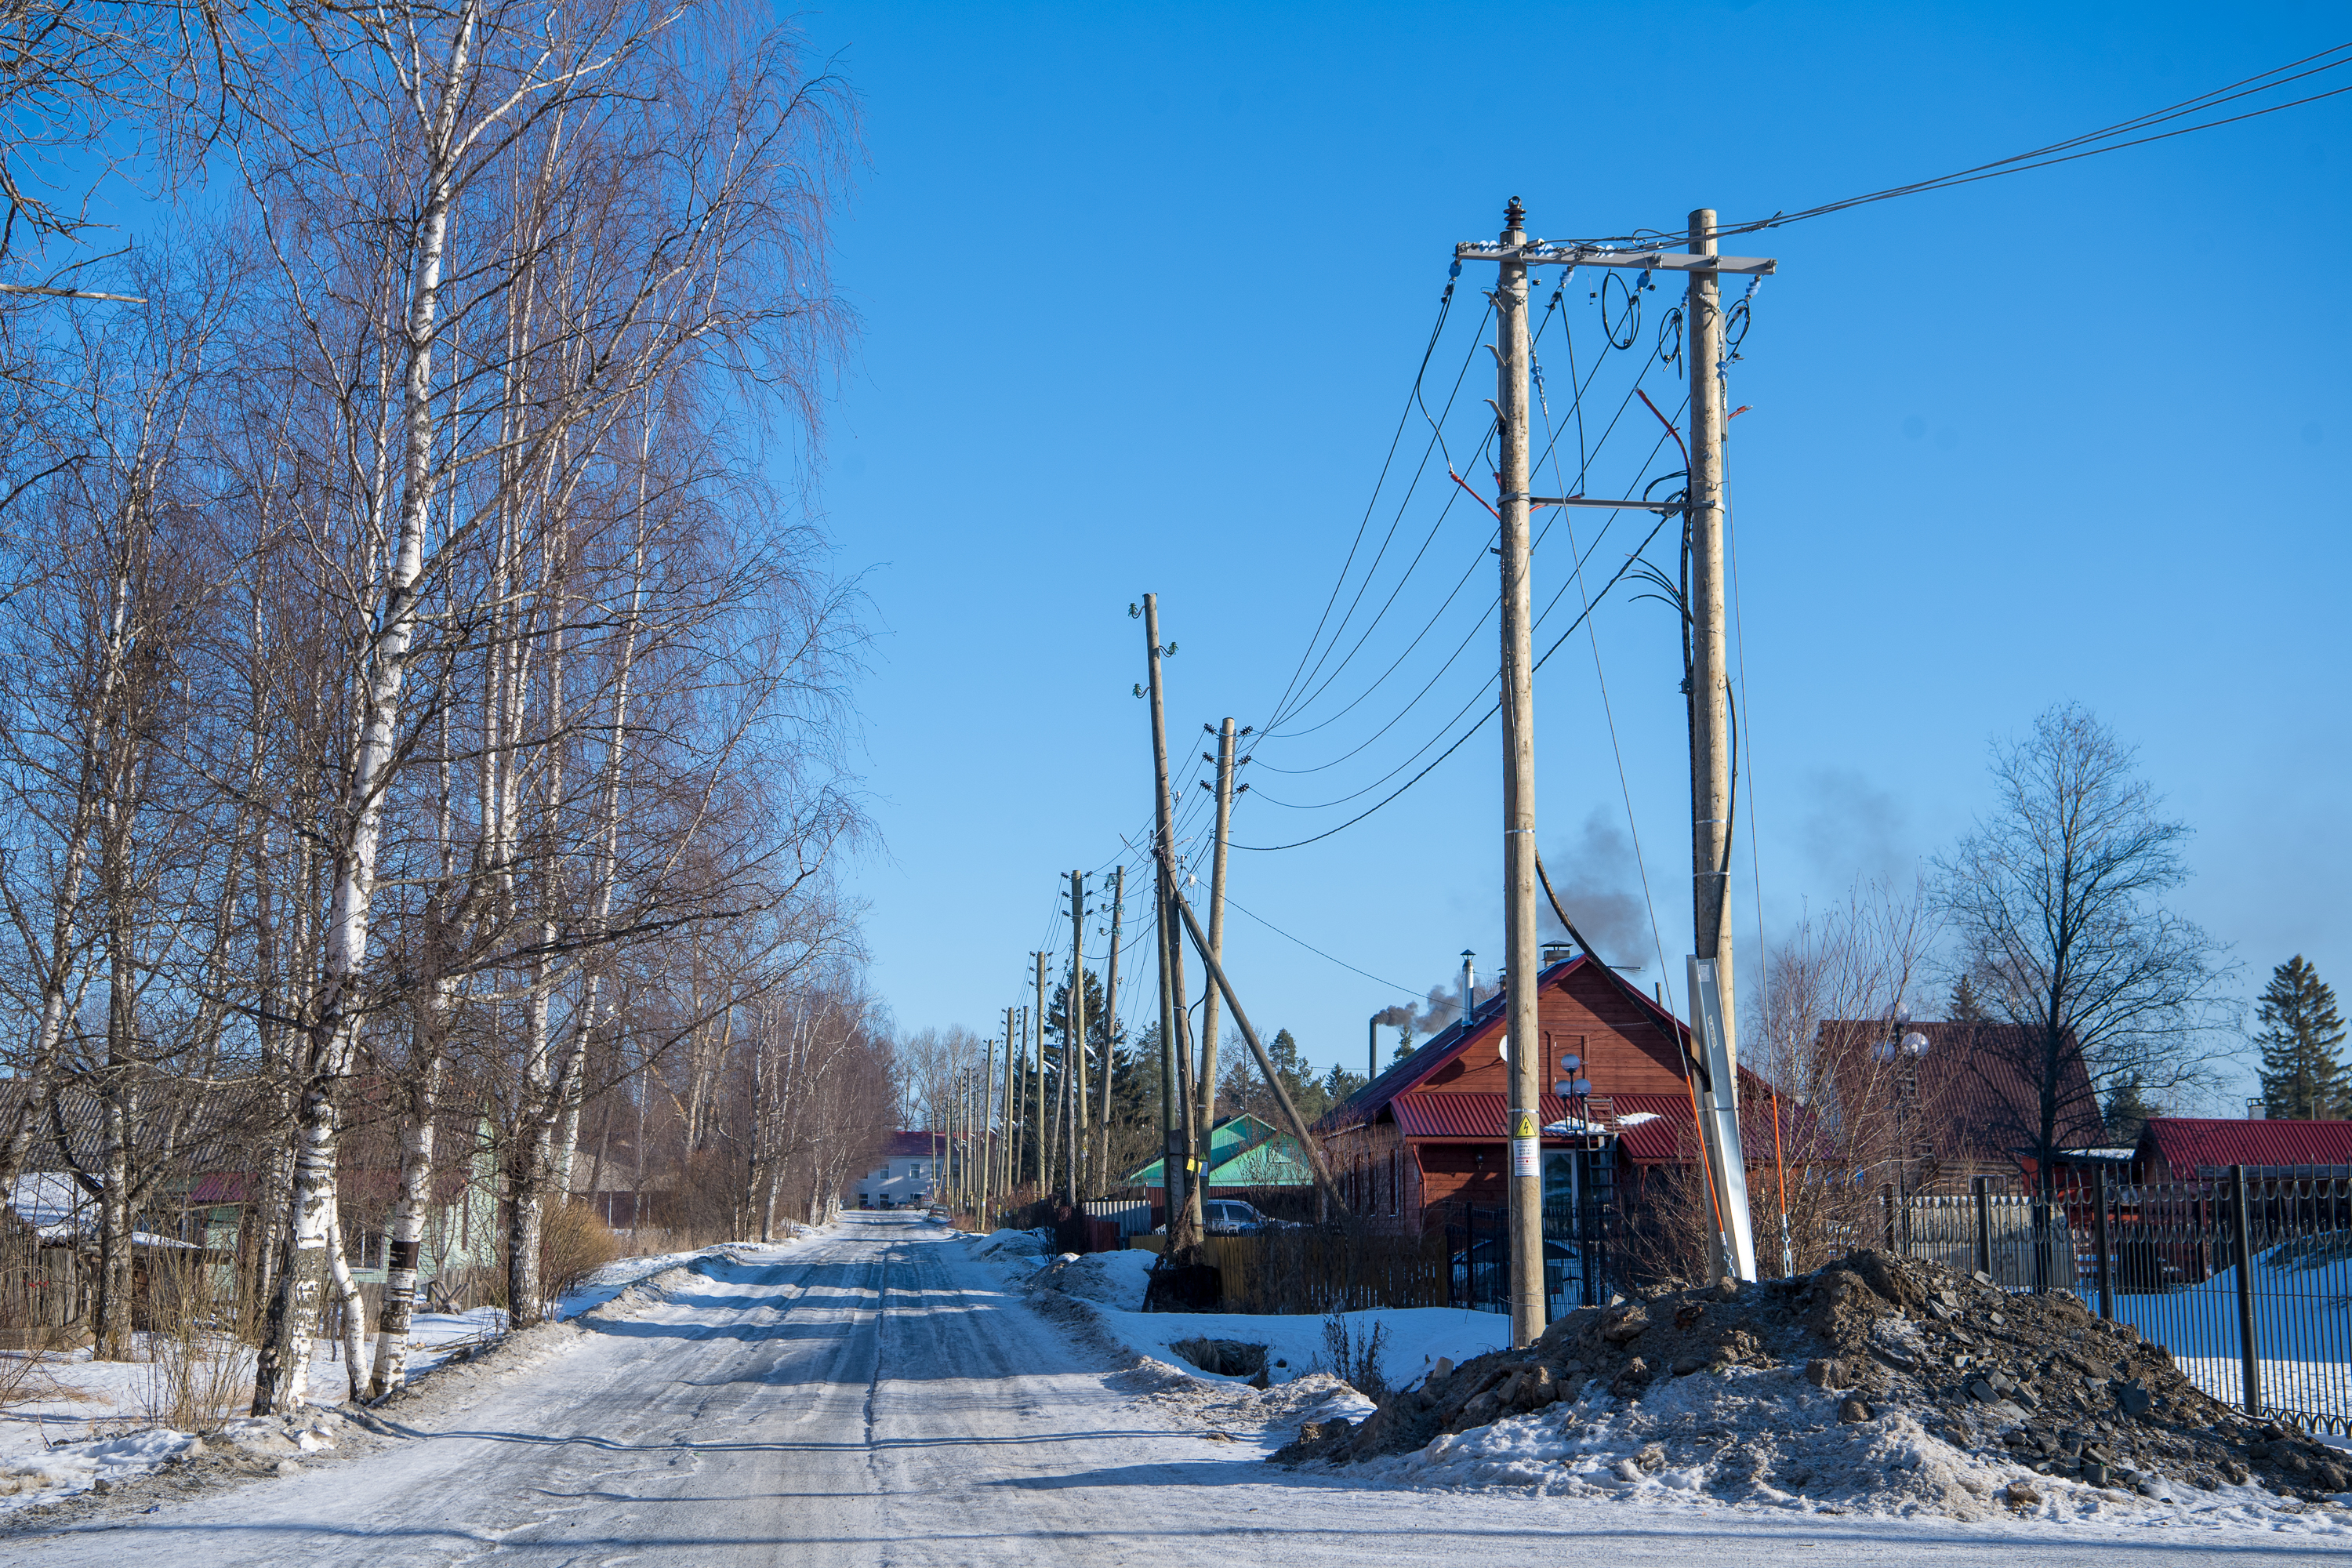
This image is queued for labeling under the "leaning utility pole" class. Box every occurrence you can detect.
[1195,719,1239,1159]
[1686,207,1737,1082]
[1096,864,1123,1181]
[1161,867,1349,1219]
[1455,203,1779,1314]
[1141,594,1192,1236]
[1068,869,1089,1200]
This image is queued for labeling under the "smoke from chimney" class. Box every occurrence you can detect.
[1539,810,1653,971]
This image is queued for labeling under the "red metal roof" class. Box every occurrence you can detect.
[1392,1094,1582,1140]
[1388,1090,1820,1167]
[2140,1117,2352,1176]
[1818,1020,2103,1170]
[881,1131,945,1158]
[188,1172,248,1205]
[1605,1092,1824,1167]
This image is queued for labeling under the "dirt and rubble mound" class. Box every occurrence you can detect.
[1274,1249,2348,1512]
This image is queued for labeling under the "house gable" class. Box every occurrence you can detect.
[1325,955,1697,1128]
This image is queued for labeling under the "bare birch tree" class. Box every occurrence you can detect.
[1934,703,2234,1196]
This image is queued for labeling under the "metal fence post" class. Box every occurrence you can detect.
[1882,1185,1895,1251]
[2230,1164,2261,1418]
[2092,1163,2114,1320]
[1972,1176,1991,1279]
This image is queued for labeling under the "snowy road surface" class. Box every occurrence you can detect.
[8,1214,2341,1565]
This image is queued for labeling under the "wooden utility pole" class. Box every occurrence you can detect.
[1069,869,1089,1200]
[1097,864,1123,1182]
[1045,955,1065,1197]
[1454,204,1780,1327]
[981,1034,995,1212]
[1141,594,1192,1237]
[1686,206,1737,1083]
[1195,719,1238,1160]
[1031,956,1047,1194]
[1490,195,1546,1350]
[1002,1005,1018,1203]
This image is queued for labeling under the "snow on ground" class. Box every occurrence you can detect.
[9,1216,2351,1566]
[1096,1301,1511,1394]
[965,1229,1513,1396]
[0,1224,828,1514]
[975,1232,2351,1537]
[2107,1248,2352,1421]
[1343,1359,2349,1537]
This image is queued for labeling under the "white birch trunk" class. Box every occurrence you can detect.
[325,1203,368,1403]
[249,2,478,1417]
[368,994,448,1398]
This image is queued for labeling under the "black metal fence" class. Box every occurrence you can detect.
[1442,1198,1614,1316]
[1890,1166,2352,1436]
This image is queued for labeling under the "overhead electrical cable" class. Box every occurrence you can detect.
[1539,376,1677,1003]
[1266,299,1494,734]
[1261,280,1468,731]
[1555,42,2352,248]
[1219,894,1420,994]
[1232,505,1679,852]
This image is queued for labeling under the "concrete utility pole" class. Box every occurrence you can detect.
[1068,869,1088,1201]
[1454,205,1779,1319]
[1195,719,1239,1160]
[1686,207,1737,1084]
[1492,195,1545,1351]
[1141,594,1192,1236]
[1098,864,1123,1181]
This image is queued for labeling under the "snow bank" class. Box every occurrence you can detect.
[967,1228,1053,1266]
[0,1427,198,1501]
[1046,1249,1156,1311]
[1347,1364,2349,1534]
[2109,1247,2352,1417]
[1090,1301,1510,1391]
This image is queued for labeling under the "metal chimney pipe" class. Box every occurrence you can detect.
[1460,950,1475,1028]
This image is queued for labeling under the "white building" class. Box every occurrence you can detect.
[854,1131,944,1209]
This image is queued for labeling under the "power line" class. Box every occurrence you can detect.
[1219,893,1419,995]
[1258,317,1668,771]
[1559,42,2352,249]
[1265,299,1496,734]
[1231,505,1677,853]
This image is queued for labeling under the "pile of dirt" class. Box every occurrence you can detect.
[1276,1249,2349,1507]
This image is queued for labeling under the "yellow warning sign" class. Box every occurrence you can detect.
[1512,1110,1536,1140]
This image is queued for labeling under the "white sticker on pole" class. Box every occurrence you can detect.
[1511,1109,1539,1177]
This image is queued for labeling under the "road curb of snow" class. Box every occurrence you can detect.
[0,1237,790,1532]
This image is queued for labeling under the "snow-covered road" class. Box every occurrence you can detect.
[6,1214,2340,1564]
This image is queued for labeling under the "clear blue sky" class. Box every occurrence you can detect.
[810,1,2350,1111]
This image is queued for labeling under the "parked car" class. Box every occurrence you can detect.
[1149,1199,1295,1236]
[1203,1199,1290,1235]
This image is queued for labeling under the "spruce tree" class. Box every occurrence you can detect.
[2103,1074,2158,1146]
[1949,973,1989,1023]
[2254,956,2349,1119]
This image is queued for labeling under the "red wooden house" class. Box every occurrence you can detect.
[1317,953,1790,1228]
